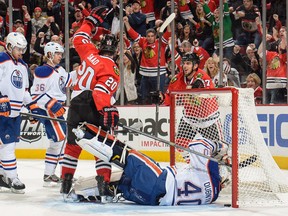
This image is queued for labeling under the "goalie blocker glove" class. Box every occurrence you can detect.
[99,106,119,128]
[0,92,11,117]
[85,5,109,27]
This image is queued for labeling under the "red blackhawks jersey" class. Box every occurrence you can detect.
[164,69,219,127]
[72,22,120,110]
[127,27,170,77]
[139,0,156,22]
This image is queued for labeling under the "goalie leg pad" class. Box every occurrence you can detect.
[76,137,113,162]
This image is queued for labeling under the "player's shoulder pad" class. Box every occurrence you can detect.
[34,65,54,78]
[0,52,10,63]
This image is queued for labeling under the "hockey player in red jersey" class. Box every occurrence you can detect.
[153,53,224,162]
[60,5,120,198]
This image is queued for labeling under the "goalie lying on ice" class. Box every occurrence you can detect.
[66,123,231,205]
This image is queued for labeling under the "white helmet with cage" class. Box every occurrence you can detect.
[6,32,27,54]
[44,42,64,57]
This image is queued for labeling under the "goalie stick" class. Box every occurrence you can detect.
[155,12,176,138]
[118,123,257,168]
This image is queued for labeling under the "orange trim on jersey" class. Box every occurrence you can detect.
[51,119,65,141]
[129,149,162,176]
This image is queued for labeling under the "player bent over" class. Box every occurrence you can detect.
[64,123,231,205]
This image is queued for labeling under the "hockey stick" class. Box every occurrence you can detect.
[118,123,257,168]
[20,112,67,123]
[155,12,175,138]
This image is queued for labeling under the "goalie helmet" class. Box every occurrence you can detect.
[99,34,118,55]
[44,42,64,56]
[6,32,27,54]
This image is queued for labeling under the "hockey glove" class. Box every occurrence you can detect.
[99,106,119,128]
[85,5,109,27]
[0,93,11,117]
[45,98,66,117]
[192,78,205,88]
[150,91,165,105]
[26,102,42,124]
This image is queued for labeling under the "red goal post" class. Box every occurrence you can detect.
[169,88,288,208]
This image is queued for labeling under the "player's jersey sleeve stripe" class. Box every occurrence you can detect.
[94,84,110,94]
[73,31,90,40]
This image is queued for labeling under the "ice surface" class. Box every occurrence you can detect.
[1,159,288,216]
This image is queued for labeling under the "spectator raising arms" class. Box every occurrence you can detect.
[123,14,171,104]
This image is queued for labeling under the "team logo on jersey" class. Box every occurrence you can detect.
[11,69,23,89]
[59,76,66,94]
[113,66,120,76]
[170,76,177,84]
[144,46,155,59]
[20,116,43,143]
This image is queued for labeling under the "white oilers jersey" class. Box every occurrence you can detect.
[160,137,221,206]
[30,64,74,107]
[0,52,31,117]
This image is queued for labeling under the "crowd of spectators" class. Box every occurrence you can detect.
[0,0,287,105]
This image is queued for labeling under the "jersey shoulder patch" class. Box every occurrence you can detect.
[34,65,54,78]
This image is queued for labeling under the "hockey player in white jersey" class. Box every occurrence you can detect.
[63,123,231,205]
[29,42,76,186]
[0,32,37,193]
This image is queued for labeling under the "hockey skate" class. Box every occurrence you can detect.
[96,175,115,203]
[0,174,10,191]
[61,173,73,201]
[7,177,25,194]
[43,174,62,187]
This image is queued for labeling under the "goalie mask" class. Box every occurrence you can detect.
[99,34,118,55]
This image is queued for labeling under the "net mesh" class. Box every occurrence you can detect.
[170,88,288,207]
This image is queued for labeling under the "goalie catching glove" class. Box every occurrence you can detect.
[0,93,11,117]
[85,5,109,27]
[99,106,119,128]
[45,98,66,117]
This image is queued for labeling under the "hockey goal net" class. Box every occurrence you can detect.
[169,88,288,208]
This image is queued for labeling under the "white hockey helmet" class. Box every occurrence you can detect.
[44,42,64,57]
[6,32,27,54]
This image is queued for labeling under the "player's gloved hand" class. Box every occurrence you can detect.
[192,78,205,88]
[45,98,66,117]
[99,106,119,128]
[0,93,11,117]
[85,5,109,27]
[150,91,164,105]
[26,102,42,124]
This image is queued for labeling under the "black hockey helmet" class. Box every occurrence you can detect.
[181,52,200,65]
[99,34,118,55]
